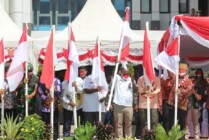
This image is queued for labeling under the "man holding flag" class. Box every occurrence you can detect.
[167,63,193,136]
[139,22,161,137]
[112,66,138,138]
[83,38,108,124]
[62,66,86,137]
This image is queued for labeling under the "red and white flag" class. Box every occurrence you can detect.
[40,30,55,90]
[155,37,179,74]
[92,39,108,98]
[64,27,79,84]
[7,24,29,92]
[119,7,132,63]
[0,39,4,89]
[143,26,155,86]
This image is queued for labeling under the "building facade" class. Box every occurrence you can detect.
[0,0,208,32]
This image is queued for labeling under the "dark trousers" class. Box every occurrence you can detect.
[162,101,170,133]
[41,108,59,139]
[63,108,84,137]
[104,111,114,126]
[139,109,158,136]
[84,112,104,125]
[134,111,142,138]
[169,107,187,133]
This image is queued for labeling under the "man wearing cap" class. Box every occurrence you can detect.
[168,63,193,136]
[113,67,138,138]
[62,66,86,137]
[16,63,39,119]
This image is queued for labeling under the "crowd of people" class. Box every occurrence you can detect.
[1,61,209,140]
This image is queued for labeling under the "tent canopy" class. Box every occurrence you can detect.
[34,0,142,49]
[158,15,209,69]
[0,3,32,47]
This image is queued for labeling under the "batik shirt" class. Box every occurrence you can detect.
[168,75,193,110]
[38,77,62,113]
[3,81,17,109]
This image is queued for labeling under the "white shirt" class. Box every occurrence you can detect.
[113,75,133,106]
[62,77,84,111]
[82,75,105,112]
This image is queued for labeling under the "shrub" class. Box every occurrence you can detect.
[95,122,114,140]
[19,114,46,140]
[156,123,185,140]
[74,121,96,140]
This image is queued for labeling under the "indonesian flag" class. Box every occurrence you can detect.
[119,7,132,62]
[142,26,155,86]
[40,30,55,90]
[92,39,108,98]
[0,39,4,89]
[7,24,29,92]
[158,28,170,53]
[64,27,79,85]
[155,37,180,74]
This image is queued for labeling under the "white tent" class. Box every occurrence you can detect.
[0,3,36,69]
[0,3,32,47]
[33,0,164,68]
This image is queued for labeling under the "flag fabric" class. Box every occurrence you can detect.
[92,39,108,98]
[119,7,132,62]
[64,27,79,84]
[155,37,180,74]
[40,30,55,90]
[142,26,155,86]
[0,39,4,89]
[6,24,29,92]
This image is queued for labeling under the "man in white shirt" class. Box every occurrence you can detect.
[62,66,86,137]
[113,67,138,138]
[83,74,106,124]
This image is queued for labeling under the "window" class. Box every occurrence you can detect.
[179,0,188,13]
[58,0,68,14]
[141,0,151,13]
[33,0,86,31]
[114,0,125,10]
[40,0,50,14]
[160,0,170,13]
[112,0,132,20]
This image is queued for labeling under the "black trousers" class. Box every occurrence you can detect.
[168,106,187,130]
[84,112,104,125]
[41,108,59,139]
[162,101,170,133]
[63,108,84,137]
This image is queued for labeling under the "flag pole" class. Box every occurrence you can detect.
[145,22,151,130]
[68,23,78,129]
[50,25,55,139]
[106,40,123,111]
[1,93,4,138]
[1,39,5,137]
[97,37,102,121]
[25,62,28,116]
[24,23,29,117]
[174,35,180,125]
